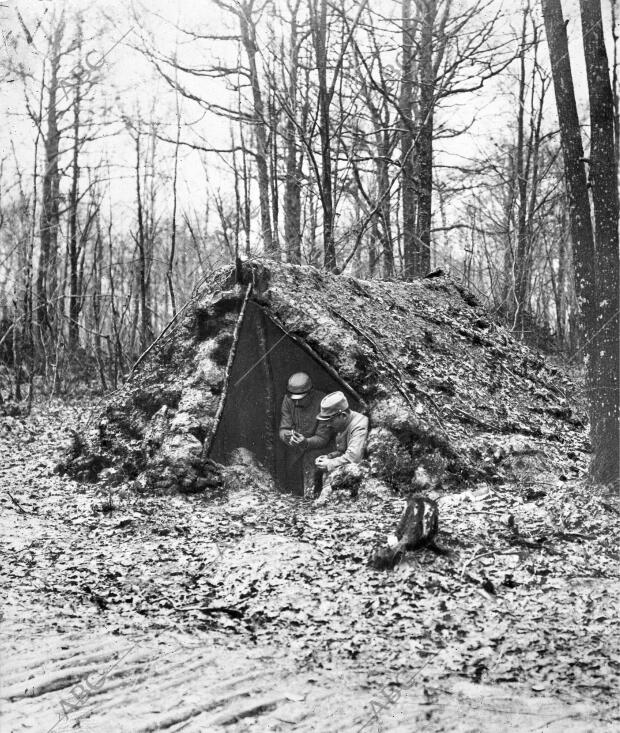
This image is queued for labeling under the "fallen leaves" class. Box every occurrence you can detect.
[2,398,620,731]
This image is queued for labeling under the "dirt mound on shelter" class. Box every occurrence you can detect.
[60,259,588,497]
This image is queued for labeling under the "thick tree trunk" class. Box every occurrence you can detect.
[36,22,63,343]
[400,0,417,280]
[613,0,620,171]
[541,0,596,327]
[311,0,337,271]
[239,6,275,258]
[415,0,436,276]
[579,0,620,486]
[542,0,618,487]
[284,2,302,264]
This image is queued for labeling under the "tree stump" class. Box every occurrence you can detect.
[369,496,445,570]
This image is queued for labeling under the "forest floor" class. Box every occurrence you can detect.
[1,398,619,732]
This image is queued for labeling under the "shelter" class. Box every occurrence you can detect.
[208,299,362,493]
[65,259,585,497]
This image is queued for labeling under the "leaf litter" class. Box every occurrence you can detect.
[1,397,619,731]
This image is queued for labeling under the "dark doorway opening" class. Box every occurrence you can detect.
[209,301,360,495]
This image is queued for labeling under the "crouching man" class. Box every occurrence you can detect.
[313,391,369,502]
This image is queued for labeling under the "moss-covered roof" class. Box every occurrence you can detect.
[65,259,587,491]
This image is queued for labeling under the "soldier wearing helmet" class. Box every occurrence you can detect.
[279,372,331,494]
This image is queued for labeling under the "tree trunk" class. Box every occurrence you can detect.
[501,147,516,313]
[356,52,394,278]
[92,222,107,391]
[134,131,153,352]
[238,115,252,258]
[284,2,302,264]
[554,208,569,349]
[269,88,281,260]
[541,0,596,325]
[513,8,529,333]
[36,21,63,344]
[307,195,319,267]
[523,65,546,331]
[107,217,121,388]
[542,0,616,487]
[232,138,242,260]
[513,11,546,336]
[415,0,436,276]
[377,137,394,278]
[311,0,337,271]
[239,4,275,258]
[400,0,417,279]
[579,0,620,486]
[68,57,82,352]
[612,0,619,170]
[167,86,181,318]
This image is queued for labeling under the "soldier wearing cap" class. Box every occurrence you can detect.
[313,391,369,498]
[279,372,331,493]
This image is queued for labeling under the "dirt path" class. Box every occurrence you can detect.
[1,400,619,731]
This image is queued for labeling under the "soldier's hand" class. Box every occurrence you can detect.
[290,431,305,446]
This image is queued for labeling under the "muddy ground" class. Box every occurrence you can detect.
[1,399,619,732]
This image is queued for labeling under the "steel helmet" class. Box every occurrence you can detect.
[287,372,312,400]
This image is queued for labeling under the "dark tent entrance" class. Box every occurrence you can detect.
[209,300,361,495]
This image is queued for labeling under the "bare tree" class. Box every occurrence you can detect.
[509,4,549,334]
[126,115,156,353]
[542,0,619,486]
[166,61,182,317]
[415,0,449,275]
[235,0,276,258]
[283,0,303,264]
[66,19,102,352]
[400,0,417,279]
[36,14,64,344]
[579,0,619,486]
